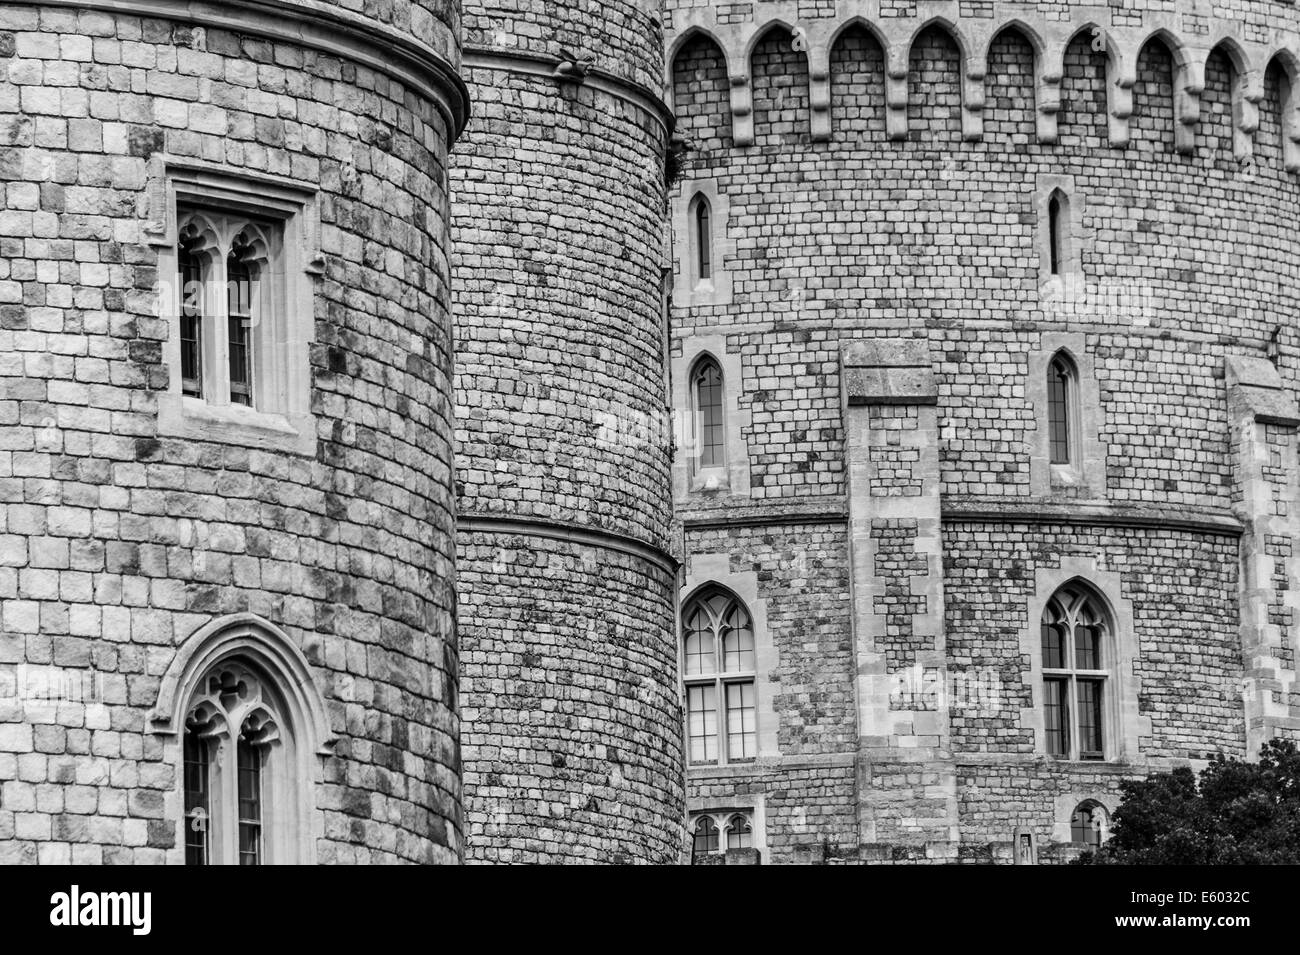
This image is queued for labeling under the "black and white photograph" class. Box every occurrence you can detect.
[0,0,1296,931]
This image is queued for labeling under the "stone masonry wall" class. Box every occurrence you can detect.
[452,0,685,863]
[0,2,464,864]
[669,0,1300,862]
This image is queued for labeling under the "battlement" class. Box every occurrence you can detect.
[666,1,1300,166]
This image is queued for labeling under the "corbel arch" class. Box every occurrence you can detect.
[1128,27,1201,154]
[981,20,1047,141]
[667,24,733,118]
[1059,23,1132,147]
[903,16,983,140]
[1265,49,1300,172]
[1201,37,1260,160]
[747,20,812,146]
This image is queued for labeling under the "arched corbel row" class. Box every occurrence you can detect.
[663,6,1300,171]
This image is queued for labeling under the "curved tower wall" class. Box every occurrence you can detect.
[667,0,1300,863]
[452,1,685,862]
[0,1,466,863]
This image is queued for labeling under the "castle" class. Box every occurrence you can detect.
[1,0,1298,865]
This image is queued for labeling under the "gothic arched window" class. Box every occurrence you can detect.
[174,209,276,412]
[1044,187,1074,279]
[691,815,719,860]
[690,356,726,473]
[1047,352,1079,467]
[183,658,296,865]
[683,588,756,765]
[726,813,753,850]
[1071,800,1109,846]
[1042,584,1113,760]
[691,193,713,285]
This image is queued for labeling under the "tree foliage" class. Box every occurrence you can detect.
[1080,739,1300,864]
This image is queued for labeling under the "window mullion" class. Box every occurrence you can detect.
[210,233,232,408]
[715,677,727,767]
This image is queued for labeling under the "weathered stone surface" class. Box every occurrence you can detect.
[1,3,464,864]
[668,0,1300,864]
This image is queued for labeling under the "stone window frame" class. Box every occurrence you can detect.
[688,804,765,861]
[148,158,323,456]
[1036,173,1087,295]
[680,555,777,762]
[682,583,759,766]
[1013,826,1038,865]
[1052,790,1116,846]
[1018,558,1147,765]
[672,336,751,498]
[1029,333,1104,496]
[1040,581,1113,760]
[672,178,733,308]
[151,613,333,866]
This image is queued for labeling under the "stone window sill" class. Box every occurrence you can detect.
[158,393,317,457]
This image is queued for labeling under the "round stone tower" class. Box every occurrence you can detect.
[452,2,685,861]
[0,1,467,863]
[665,0,1300,864]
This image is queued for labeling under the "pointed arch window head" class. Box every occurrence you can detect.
[1042,584,1113,761]
[726,813,753,850]
[182,660,288,865]
[689,809,756,862]
[1047,352,1079,467]
[1071,800,1109,846]
[173,208,278,412]
[1042,187,1076,282]
[691,193,714,288]
[683,588,756,765]
[690,356,726,473]
[691,815,719,860]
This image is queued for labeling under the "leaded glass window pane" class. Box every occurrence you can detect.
[684,605,715,676]
[1044,677,1069,757]
[227,236,255,407]
[721,603,754,672]
[687,683,718,764]
[1048,357,1072,466]
[694,360,724,470]
[179,238,203,398]
[183,729,209,866]
[1078,679,1104,759]
[725,681,756,761]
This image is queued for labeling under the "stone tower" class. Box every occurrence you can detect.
[0,1,467,863]
[452,2,685,861]
[666,0,1300,863]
